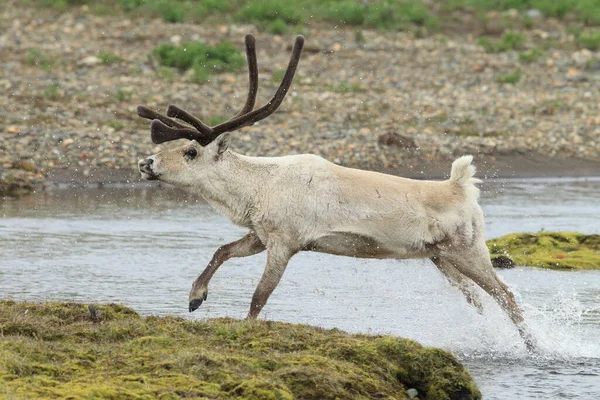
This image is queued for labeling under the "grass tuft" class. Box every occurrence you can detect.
[577,30,600,50]
[518,47,543,63]
[327,81,365,93]
[478,31,525,53]
[25,48,54,69]
[98,51,122,65]
[496,70,522,84]
[152,41,244,83]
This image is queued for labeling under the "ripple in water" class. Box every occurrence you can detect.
[1,178,599,399]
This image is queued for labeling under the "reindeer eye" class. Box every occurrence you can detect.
[184,147,198,160]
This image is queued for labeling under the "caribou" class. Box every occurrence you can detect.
[137,34,536,351]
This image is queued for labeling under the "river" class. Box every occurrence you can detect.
[1,177,599,399]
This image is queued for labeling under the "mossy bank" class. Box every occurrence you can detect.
[0,301,480,399]
[487,232,600,270]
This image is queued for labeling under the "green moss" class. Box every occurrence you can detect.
[487,232,600,270]
[0,301,481,399]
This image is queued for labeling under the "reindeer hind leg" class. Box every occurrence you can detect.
[431,256,484,314]
[444,242,537,352]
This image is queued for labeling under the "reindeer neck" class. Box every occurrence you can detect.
[194,151,275,227]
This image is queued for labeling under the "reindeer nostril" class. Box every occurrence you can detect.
[139,158,153,167]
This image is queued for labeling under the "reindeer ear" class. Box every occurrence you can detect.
[216,133,231,156]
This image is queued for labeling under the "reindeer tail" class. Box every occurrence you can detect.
[449,155,481,187]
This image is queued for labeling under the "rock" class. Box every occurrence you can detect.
[487,232,600,270]
[378,132,418,150]
[78,55,101,67]
[526,9,542,19]
[12,160,36,173]
[491,255,516,269]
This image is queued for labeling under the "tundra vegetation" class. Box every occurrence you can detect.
[0,300,481,400]
[33,0,600,31]
[487,232,600,270]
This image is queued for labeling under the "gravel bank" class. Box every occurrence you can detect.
[1,4,599,195]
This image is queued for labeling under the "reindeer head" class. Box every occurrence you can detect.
[137,34,305,187]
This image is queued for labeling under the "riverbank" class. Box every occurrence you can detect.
[488,231,600,270]
[1,2,599,196]
[0,300,481,399]
[3,151,600,197]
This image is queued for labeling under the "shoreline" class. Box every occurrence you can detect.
[43,153,600,189]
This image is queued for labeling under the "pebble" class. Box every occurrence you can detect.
[78,55,101,66]
[0,3,598,195]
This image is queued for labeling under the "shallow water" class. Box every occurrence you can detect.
[1,177,599,399]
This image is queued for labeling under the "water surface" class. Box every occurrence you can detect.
[1,177,599,399]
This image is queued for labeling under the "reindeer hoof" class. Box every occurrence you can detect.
[189,299,203,312]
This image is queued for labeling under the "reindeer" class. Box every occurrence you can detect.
[137,35,536,351]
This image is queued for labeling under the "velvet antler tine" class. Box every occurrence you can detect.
[137,106,188,129]
[150,120,213,145]
[210,35,305,136]
[167,105,213,134]
[234,34,259,118]
[166,34,258,131]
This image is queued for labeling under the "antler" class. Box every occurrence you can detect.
[137,34,305,145]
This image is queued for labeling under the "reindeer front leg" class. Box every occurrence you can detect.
[247,243,297,319]
[189,231,265,312]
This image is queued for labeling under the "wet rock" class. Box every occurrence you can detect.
[491,255,516,269]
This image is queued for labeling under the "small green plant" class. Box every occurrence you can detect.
[205,115,228,126]
[43,83,61,99]
[478,31,525,53]
[496,70,521,84]
[324,0,437,30]
[98,51,122,65]
[327,81,365,93]
[354,30,366,45]
[531,0,571,19]
[157,66,176,80]
[152,41,244,84]
[236,0,304,25]
[271,68,286,84]
[107,120,125,131]
[577,30,600,51]
[26,48,53,69]
[90,3,116,15]
[160,3,185,23]
[115,88,133,102]
[518,47,543,63]
[267,18,288,35]
[529,100,566,116]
